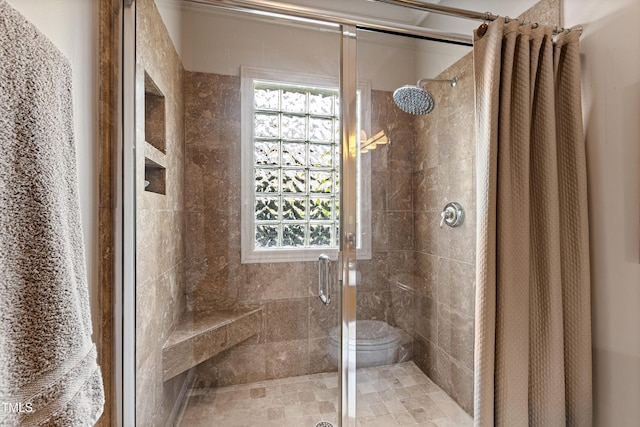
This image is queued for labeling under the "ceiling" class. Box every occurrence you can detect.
[280,0,539,34]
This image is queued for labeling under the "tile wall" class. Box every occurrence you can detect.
[183,72,418,387]
[135,0,187,425]
[184,71,336,387]
[408,0,561,415]
[366,91,417,347]
[411,53,476,414]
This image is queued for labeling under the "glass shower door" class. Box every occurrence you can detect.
[352,25,476,426]
[130,1,349,425]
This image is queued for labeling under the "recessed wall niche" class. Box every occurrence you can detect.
[143,71,167,195]
[144,72,166,152]
[144,157,166,195]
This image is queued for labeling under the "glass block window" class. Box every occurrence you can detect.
[252,81,340,249]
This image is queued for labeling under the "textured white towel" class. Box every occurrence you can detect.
[0,1,105,425]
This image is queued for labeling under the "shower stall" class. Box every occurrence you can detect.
[122,0,482,425]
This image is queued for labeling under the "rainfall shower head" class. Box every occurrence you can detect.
[393,85,435,115]
[392,76,458,115]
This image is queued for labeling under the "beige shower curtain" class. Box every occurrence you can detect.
[473,18,592,427]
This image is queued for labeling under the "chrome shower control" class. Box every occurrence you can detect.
[440,202,464,228]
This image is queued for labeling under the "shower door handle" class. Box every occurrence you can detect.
[318,254,331,305]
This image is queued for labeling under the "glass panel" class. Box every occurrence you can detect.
[309,198,332,220]
[353,28,476,426]
[254,113,279,137]
[309,117,334,142]
[254,140,279,165]
[255,224,279,247]
[255,197,279,220]
[309,171,333,193]
[282,197,306,220]
[255,168,279,193]
[309,92,334,115]
[282,223,305,246]
[309,143,333,168]
[254,87,280,110]
[281,169,305,193]
[134,3,346,426]
[281,89,306,113]
[282,142,306,166]
[309,224,332,246]
[281,114,306,140]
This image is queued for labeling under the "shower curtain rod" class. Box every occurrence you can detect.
[182,0,474,46]
[371,0,583,35]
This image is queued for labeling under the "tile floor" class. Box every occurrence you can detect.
[177,361,473,426]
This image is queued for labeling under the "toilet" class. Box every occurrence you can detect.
[328,320,404,368]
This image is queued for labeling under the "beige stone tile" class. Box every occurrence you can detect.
[414,293,437,343]
[265,339,310,379]
[357,380,378,394]
[388,211,414,250]
[179,358,469,427]
[357,403,375,418]
[409,405,448,423]
[359,391,383,406]
[405,383,437,397]
[192,343,266,388]
[413,168,440,212]
[414,252,438,298]
[397,374,420,387]
[318,400,337,414]
[369,402,391,416]
[371,171,389,210]
[389,171,413,211]
[432,419,459,427]
[394,411,420,425]
[388,387,412,400]
[314,387,339,402]
[266,406,285,421]
[385,398,410,415]
[359,413,400,427]
[309,297,339,339]
[265,298,309,342]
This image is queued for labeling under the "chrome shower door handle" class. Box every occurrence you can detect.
[318,254,331,305]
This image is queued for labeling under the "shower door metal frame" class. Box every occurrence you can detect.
[339,24,358,427]
[120,0,137,425]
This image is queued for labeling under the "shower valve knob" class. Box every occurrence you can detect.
[440,202,464,228]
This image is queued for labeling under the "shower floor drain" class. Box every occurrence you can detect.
[315,422,334,427]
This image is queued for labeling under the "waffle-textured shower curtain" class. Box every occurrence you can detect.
[473,18,592,427]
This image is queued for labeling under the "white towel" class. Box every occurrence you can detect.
[0,1,105,425]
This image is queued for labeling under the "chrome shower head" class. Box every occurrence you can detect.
[393,85,435,115]
[392,76,458,115]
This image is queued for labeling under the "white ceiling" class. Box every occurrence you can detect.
[282,0,539,34]
[272,0,432,26]
[155,0,542,81]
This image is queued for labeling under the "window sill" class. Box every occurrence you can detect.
[241,247,371,264]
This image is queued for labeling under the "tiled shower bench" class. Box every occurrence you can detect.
[162,307,262,381]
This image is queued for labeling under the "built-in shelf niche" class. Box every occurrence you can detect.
[144,71,167,195]
[145,72,166,153]
[145,157,166,195]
